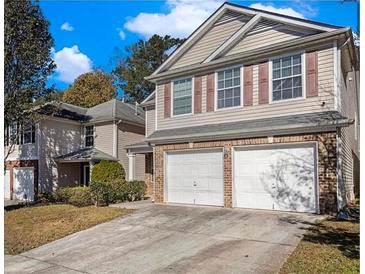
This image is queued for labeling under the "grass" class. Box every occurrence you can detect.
[5,204,133,255]
[280,218,359,274]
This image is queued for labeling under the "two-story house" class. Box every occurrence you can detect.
[4,99,150,201]
[127,3,359,214]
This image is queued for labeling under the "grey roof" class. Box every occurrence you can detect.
[40,99,145,125]
[124,141,153,153]
[146,111,353,144]
[86,99,145,125]
[54,147,118,162]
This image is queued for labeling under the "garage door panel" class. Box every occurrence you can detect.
[166,150,224,206]
[234,144,317,213]
[4,170,11,199]
[13,167,35,201]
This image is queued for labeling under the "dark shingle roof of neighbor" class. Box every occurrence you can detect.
[146,111,353,143]
[42,99,145,125]
[54,147,118,162]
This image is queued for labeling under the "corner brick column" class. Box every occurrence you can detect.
[154,145,165,203]
[223,144,232,208]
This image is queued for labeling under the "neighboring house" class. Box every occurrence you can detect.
[127,3,359,214]
[4,99,150,201]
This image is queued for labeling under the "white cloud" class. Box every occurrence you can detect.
[52,46,93,83]
[249,3,305,19]
[124,0,223,38]
[118,29,126,40]
[61,22,74,31]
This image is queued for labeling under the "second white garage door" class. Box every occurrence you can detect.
[166,150,224,206]
[233,144,318,213]
[13,167,35,201]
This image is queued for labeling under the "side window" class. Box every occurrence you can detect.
[272,54,303,101]
[173,78,192,116]
[217,67,241,109]
[85,125,94,147]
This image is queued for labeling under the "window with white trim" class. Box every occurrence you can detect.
[173,78,192,115]
[217,67,241,109]
[85,125,94,147]
[21,124,35,144]
[272,54,302,101]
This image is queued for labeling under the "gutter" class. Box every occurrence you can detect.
[146,27,350,82]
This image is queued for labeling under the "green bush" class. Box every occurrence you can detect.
[90,181,113,206]
[36,192,56,204]
[54,187,93,207]
[91,160,125,183]
[125,180,147,202]
[89,180,147,206]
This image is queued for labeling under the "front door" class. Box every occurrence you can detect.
[83,165,90,186]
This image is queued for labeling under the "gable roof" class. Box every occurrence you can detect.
[39,99,145,126]
[149,2,342,78]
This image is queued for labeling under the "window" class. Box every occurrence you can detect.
[217,67,241,109]
[21,124,35,144]
[173,78,192,115]
[272,54,303,101]
[5,123,35,146]
[85,125,94,147]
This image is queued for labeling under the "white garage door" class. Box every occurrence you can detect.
[13,167,35,201]
[166,150,224,206]
[234,144,317,213]
[4,170,11,199]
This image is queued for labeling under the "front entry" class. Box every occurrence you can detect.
[165,150,224,206]
[83,165,90,186]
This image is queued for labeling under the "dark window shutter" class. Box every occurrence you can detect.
[306,51,318,97]
[244,66,253,106]
[194,76,202,114]
[258,62,269,104]
[164,83,171,118]
[206,73,215,112]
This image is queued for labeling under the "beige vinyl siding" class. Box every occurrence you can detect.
[338,63,359,203]
[226,26,310,56]
[117,123,145,180]
[38,119,82,192]
[94,122,114,156]
[146,106,156,137]
[156,45,335,130]
[5,143,37,161]
[170,17,248,70]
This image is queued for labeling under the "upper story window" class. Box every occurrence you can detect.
[173,78,192,116]
[4,123,35,146]
[85,125,94,147]
[21,124,35,145]
[272,54,303,101]
[217,67,241,109]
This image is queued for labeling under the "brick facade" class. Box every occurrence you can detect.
[144,153,154,197]
[5,160,38,200]
[154,132,337,214]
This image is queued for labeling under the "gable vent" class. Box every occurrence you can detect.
[247,19,283,35]
[215,11,251,26]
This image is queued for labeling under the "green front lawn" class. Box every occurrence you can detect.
[280,218,359,274]
[5,204,133,255]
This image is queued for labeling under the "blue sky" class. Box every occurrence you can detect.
[40,0,359,92]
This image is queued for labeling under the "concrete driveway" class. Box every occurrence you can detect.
[5,203,319,274]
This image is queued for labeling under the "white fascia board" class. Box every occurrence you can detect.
[227,5,338,32]
[141,90,155,105]
[151,4,229,76]
[204,14,262,63]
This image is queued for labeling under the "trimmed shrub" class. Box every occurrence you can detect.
[125,180,147,202]
[90,181,112,206]
[54,187,93,207]
[36,192,56,204]
[91,160,126,183]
